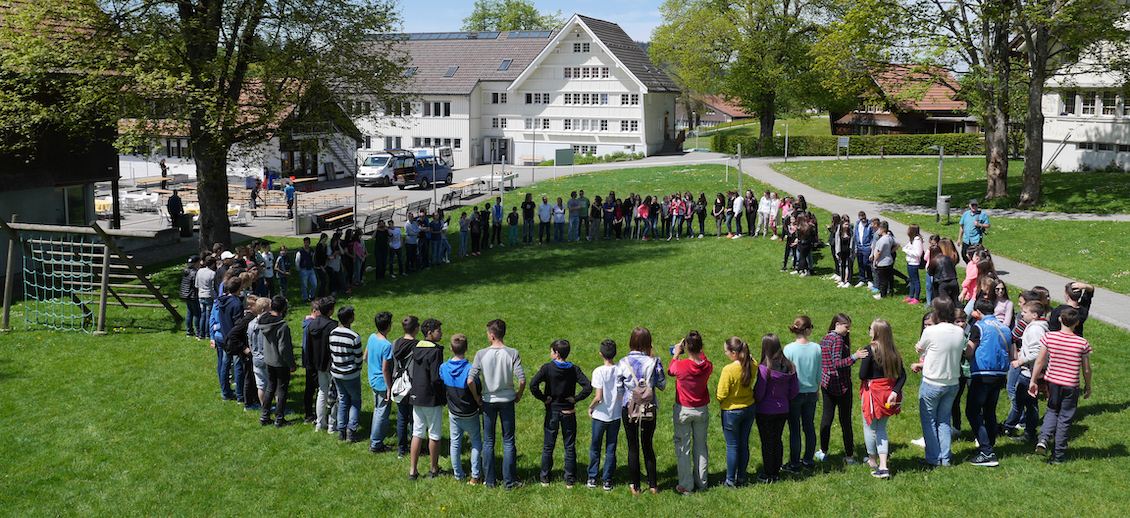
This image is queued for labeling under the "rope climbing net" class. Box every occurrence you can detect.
[21,232,99,333]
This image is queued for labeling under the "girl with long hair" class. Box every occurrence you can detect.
[783,316,821,472]
[755,334,799,482]
[617,327,665,494]
[717,336,755,487]
[833,219,855,288]
[817,314,869,465]
[924,234,940,303]
[858,319,906,478]
[713,193,726,237]
[637,196,652,240]
[929,239,960,303]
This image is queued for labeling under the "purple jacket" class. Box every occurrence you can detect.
[754,363,800,415]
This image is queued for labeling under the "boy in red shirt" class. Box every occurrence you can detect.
[1028,307,1092,463]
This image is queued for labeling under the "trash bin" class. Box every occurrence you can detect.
[937,195,952,223]
[178,214,194,237]
[297,215,313,234]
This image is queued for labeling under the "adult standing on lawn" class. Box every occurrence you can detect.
[521,193,536,245]
[913,297,966,467]
[959,199,990,263]
[854,212,874,288]
[538,196,553,244]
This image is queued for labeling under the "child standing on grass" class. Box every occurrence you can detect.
[783,317,821,473]
[1030,307,1093,463]
[441,333,482,484]
[467,319,526,490]
[667,330,713,495]
[818,313,868,465]
[1010,301,1048,443]
[754,334,799,483]
[530,339,593,488]
[717,337,755,488]
[587,339,623,491]
[508,207,520,246]
[858,319,905,479]
[618,327,666,494]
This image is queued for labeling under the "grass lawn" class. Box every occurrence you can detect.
[884,212,1130,296]
[773,157,1130,214]
[3,165,1129,517]
[686,116,831,151]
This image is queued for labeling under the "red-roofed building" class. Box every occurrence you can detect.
[675,95,755,129]
[831,65,978,135]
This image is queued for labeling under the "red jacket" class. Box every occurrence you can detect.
[860,377,902,426]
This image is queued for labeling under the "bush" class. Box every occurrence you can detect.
[711,133,984,157]
[538,151,645,167]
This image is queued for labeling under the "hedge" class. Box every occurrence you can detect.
[711,133,984,157]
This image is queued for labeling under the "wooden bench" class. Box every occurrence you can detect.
[519,155,544,165]
[366,195,389,210]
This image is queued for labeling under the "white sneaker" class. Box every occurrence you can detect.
[873,294,882,300]
[911,437,926,448]
[854,281,866,288]
[867,281,874,289]
[840,282,851,288]
[770,235,778,240]
[832,274,841,281]
[789,270,799,275]
[814,450,827,461]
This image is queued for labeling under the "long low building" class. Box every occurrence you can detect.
[353,14,682,169]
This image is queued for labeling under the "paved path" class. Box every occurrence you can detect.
[734,154,1130,332]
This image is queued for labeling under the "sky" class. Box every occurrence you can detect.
[399,0,662,42]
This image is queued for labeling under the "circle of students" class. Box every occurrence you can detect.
[180,192,1097,492]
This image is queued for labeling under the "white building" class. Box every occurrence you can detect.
[354,14,681,169]
[1042,50,1130,171]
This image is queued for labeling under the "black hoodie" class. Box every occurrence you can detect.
[303,315,337,371]
[529,361,593,412]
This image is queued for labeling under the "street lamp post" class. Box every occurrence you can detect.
[928,145,946,222]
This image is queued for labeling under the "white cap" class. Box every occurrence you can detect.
[220,251,235,260]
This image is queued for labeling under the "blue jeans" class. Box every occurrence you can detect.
[370,389,391,448]
[925,273,935,303]
[523,220,534,244]
[459,231,468,256]
[198,297,213,339]
[587,418,620,482]
[334,376,362,432]
[298,269,316,300]
[919,381,958,465]
[787,391,818,465]
[568,214,581,242]
[1009,373,1040,436]
[967,375,1005,456]
[856,251,873,284]
[482,400,517,488]
[450,413,483,480]
[638,217,652,238]
[216,346,234,399]
[395,401,413,456]
[553,222,564,243]
[907,264,921,300]
[1003,365,1029,430]
[431,239,443,264]
[388,248,403,276]
[540,410,578,482]
[185,299,201,336]
[721,406,755,485]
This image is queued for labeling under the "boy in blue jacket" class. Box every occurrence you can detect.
[440,333,481,483]
[210,277,244,401]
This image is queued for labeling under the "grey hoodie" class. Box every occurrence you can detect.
[248,314,266,369]
[259,313,296,369]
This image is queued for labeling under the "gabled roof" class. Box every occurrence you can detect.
[508,14,680,95]
[872,65,965,113]
[371,31,555,96]
[699,95,754,118]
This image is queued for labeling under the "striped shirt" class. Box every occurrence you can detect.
[329,326,363,380]
[1040,331,1092,387]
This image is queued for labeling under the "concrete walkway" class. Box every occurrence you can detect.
[733,154,1130,332]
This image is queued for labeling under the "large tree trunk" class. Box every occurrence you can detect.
[985,7,1011,200]
[757,95,775,155]
[1019,25,1049,208]
[194,134,232,250]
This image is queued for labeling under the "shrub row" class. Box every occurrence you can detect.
[711,133,985,157]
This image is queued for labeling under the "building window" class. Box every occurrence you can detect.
[1097,143,1114,151]
[525,118,534,130]
[413,137,422,147]
[1061,92,1076,115]
[433,102,441,117]
[631,94,640,105]
[600,94,608,105]
[1103,92,1117,115]
[444,102,451,117]
[423,103,431,117]
[1119,144,1130,152]
[454,139,461,149]
[621,120,628,131]
[573,67,580,79]
[621,94,629,105]
[526,93,533,104]
[500,118,507,129]
[542,118,549,130]
[364,136,371,148]
[499,59,512,70]
[1082,92,1096,115]
[573,93,581,104]
[492,117,499,128]
[600,120,608,131]
[582,93,591,105]
[491,92,507,104]
[444,66,458,77]
[564,119,572,130]
[574,119,581,130]
[574,42,590,52]
[424,138,431,146]
[601,67,609,79]
[564,94,571,105]
[1078,142,1094,150]
[385,137,393,149]
[405,67,418,77]
[564,67,572,79]
[582,67,591,79]
[630,120,639,131]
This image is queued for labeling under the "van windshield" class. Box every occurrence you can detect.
[362,156,390,167]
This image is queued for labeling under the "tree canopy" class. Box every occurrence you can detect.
[461,0,563,31]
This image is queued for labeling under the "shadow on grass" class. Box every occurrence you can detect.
[0,358,17,382]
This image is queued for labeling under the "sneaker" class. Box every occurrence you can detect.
[390,274,396,279]
[911,437,926,448]
[756,473,776,484]
[873,294,883,300]
[844,457,856,466]
[426,469,445,479]
[274,419,292,428]
[854,282,866,288]
[969,452,999,467]
[468,478,478,486]
[504,482,524,490]
[726,233,734,238]
[244,404,261,411]
[871,287,880,293]
[630,485,641,495]
[832,274,841,281]
[565,480,575,489]
[408,473,419,481]
[650,487,659,494]
[799,460,815,471]
[952,427,962,439]
[780,463,801,475]
[1048,456,1069,465]
[867,282,874,289]
[603,481,613,492]
[588,478,598,489]
[303,415,316,425]
[871,469,890,479]
[1035,442,1048,456]
[908,299,920,305]
[916,458,938,469]
[770,235,778,240]
[675,485,693,496]
[901,297,912,302]
[814,450,827,461]
[369,444,391,454]
[540,475,550,487]
[723,480,739,489]
[790,270,799,275]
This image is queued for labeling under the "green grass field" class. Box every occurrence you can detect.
[773,157,1130,214]
[2,165,1129,517]
[686,116,832,151]
[884,212,1130,296]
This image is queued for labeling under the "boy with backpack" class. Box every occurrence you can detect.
[390,316,420,457]
[440,333,482,484]
[587,340,623,491]
[1029,307,1093,463]
[529,339,593,488]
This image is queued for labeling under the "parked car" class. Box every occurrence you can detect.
[357,149,415,187]
[412,146,454,168]
[394,154,453,190]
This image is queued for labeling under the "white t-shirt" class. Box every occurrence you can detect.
[732,196,744,215]
[590,364,623,422]
[915,322,967,386]
[390,228,402,249]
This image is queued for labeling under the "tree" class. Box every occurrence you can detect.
[650,0,824,154]
[461,0,563,31]
[1014,0,1128,207]
[105,0,409,248]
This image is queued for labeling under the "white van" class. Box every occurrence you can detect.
[357,150,415,187]
[412,147,453,168]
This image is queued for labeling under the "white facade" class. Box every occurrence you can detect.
[1042,48,1130,172]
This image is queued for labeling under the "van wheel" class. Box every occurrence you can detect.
[445,174,453,185]
[420,178,430,190]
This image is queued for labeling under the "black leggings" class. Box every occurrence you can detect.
[837,253,853,281]
[935,279,960,303]
[819,387,854,457]
[757,413,788,478]
[952,376,968,429]
[621,414,657,490]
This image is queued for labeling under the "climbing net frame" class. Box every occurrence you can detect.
[21,232,100,333]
